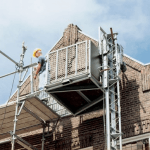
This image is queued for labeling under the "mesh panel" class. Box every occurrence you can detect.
[77,42,86,73]
[49,52,57,82]
[47,57,51,84]
[67,45,76,76]
[57,49,66,80]
[48,41,88,82]
[87,41,89,70]
[46,96,71,116]
[36,91,70,117]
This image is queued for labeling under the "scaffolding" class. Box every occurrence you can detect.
[0,43,59,150]
[0,26,125,150]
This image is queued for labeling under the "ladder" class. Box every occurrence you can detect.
[99,27,123,150]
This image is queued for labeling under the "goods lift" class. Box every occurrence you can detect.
[0,26,126,150]
[44,27,126,150]
[45,40,104,116]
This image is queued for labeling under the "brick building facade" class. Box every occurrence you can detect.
[0,24,150,149]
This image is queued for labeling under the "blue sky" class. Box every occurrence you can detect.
[0,0,150,105]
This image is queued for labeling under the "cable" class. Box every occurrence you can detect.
[0,67,17,132]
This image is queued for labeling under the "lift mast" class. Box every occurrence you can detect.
[99,27,123,150]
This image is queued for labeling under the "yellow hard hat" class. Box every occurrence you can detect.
[33,48,42,57]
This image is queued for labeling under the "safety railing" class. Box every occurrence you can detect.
[17,88,70,117]
[37,90,71,116]
[46,40,89,84]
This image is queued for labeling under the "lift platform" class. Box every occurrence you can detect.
[45,40,104,116]
[44,26,124,149]
[0,96,59,140]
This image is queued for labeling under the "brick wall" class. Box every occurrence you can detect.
[121,56,150,140]
[0,110,106,150]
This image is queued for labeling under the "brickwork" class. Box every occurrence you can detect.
[0,110,105,150]
[1,24,150,149]
[121,56,150,140]
[9,76,31,103]
[50,24,98,53]
[122,141,149,150]
[141,65,150,91]
[8,73,39,103]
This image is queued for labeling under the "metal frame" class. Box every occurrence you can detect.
[99,27,123,150]
[10,132,39,150]
[45,30,124,149]
[47,40,88,84]
[48,74,104,116]
[11,43,27,150]
[0,43,55,150]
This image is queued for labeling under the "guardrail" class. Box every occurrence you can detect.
[38,90,71,116]
[46,40,89,84]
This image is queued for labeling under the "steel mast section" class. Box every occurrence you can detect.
[99,27,123,150]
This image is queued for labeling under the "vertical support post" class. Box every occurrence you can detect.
[85,40,87,72]
[11,42,27,150]
[89,40,91,74]
[98,27,101,55]
[103,32,111,150]
[55,51,58,80]
[11,73,22,150]
[100,26,123,150]
[110,54,116,147]
[115,34,122,150]
[149,137,150,150]
[41,124,46,150]
[105,88,111,150]
[65,48,68,78]
[104,56,111,150]
[109,36,116,147]
[30,57,33,93]
[45,54,49,85]
[110,85,116,147]
[75,44,78,75]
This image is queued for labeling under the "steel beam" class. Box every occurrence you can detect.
[17,101,25,116]
[23,63,37,70]
[47,87,99,93]
[23,106,44,123]
[10,132,38,150]
[77,91,91,103]
[74,96,104,116]
[0,70,19,79]
[47,85,98,93]
[0,50,19,66]
[50,93,74,115]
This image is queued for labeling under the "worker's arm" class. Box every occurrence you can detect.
[34,63,41,79]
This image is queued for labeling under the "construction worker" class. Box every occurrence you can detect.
[33,48,46,90]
